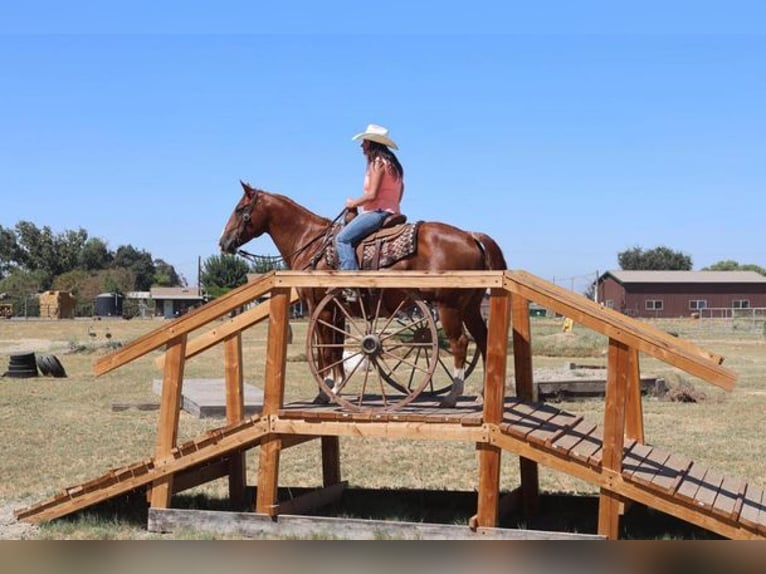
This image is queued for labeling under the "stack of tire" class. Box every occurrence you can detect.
[2,352,66,378]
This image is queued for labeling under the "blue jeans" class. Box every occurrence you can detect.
[336,210,390,270]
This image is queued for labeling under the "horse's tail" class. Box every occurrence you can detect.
[471,231,508,271]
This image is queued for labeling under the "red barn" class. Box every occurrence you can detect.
[596,270,766,318]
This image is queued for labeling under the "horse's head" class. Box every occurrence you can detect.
[219,181,268,254]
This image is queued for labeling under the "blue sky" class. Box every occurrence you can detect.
[1,3,764,292]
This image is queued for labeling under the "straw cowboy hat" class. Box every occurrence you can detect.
[351,123,398,150]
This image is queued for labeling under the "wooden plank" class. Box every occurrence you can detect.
[631,448,671,488]
[567,426,603,465]
[148,507,605,540]
[692,468,724,512]
[738,484,763,531]
[504,271,736,391]
[550,419,598,456]
[503,404,561,440]
[711,476,746,521]
[648,452,692,495]
[272,270,505,290]
[622,442,655,481]
[526,412,581,448]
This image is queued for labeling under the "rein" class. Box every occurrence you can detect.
[236,209,348,270]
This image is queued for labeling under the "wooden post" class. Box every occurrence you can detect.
[321,437,342,487]
[625,347,645,444]
[475,288,510,528]
[149,334,187,508]
[224,333,247,509]
[598,337,630,539]
[511,294,540,519]
[255,287,290,514]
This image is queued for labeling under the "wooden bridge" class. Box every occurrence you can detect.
[15,270,766,539]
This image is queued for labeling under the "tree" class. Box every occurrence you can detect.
[201,254,250,298]
[112,244,156,290]
[618,245,692,271]
[703,260,766,276]
[0,225,21,278]
[79,237,113,271]
[153,258,183,287]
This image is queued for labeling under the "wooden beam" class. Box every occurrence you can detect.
[272,270,504,290]
[511,294,540,519]
[475,442,502,528]
[271,418,488,442]
[255,288,291,514]
[625,347,645,444]
[149,334,186,509]
[148,507,605,540]
[154,288,302,370]
[224,334,247,509]
[321,436,342,487]
[94,274,276,376]
[598,338,630,539]
[504,271,736,391]
[474,288,511,529]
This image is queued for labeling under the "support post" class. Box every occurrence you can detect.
[511,294,540,519]
[255,288,291,515]
[321,436,342,487]
[475,288,510,528]
[224,333,247,509]
[625,347,645,444]
[598,338,630,539]
[149,334,187,508]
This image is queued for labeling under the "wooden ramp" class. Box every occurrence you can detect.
[276,395,766,540]
[15,416,269,523]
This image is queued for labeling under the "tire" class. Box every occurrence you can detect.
[36,354,67,378]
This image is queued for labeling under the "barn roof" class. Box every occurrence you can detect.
[602,270,766,284]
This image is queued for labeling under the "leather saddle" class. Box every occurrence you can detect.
[325,213,420,271]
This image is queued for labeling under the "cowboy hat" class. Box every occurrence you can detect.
[351,123,398,149]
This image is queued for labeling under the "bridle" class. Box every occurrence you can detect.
[231,191,348,270]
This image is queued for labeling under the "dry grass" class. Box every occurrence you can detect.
[1,315,764,538]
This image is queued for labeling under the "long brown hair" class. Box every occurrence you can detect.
[367,141,404,181]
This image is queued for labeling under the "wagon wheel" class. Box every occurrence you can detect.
[306,288,439,412]
[381,302,481,396]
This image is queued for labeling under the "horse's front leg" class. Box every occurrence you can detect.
[436,305,468,408]
[312,307,347,404]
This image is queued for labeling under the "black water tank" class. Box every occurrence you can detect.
[4,352,39,378]
[95,293,123,317]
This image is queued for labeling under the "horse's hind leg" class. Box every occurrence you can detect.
[462,294,490,404]
[436,305,468,407]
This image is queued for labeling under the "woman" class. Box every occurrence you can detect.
[336,123,404,279]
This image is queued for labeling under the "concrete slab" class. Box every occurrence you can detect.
[152,378,263,418]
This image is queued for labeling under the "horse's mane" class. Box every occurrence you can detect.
[246,183,332,227]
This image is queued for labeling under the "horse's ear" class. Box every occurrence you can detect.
[240,180,254,198]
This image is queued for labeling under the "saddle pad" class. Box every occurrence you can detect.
[325,222,421,270]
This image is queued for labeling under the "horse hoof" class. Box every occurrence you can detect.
[439,393,459,408]
[313,392,331,405]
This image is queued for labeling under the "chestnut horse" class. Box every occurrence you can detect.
[219,181,507,406]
